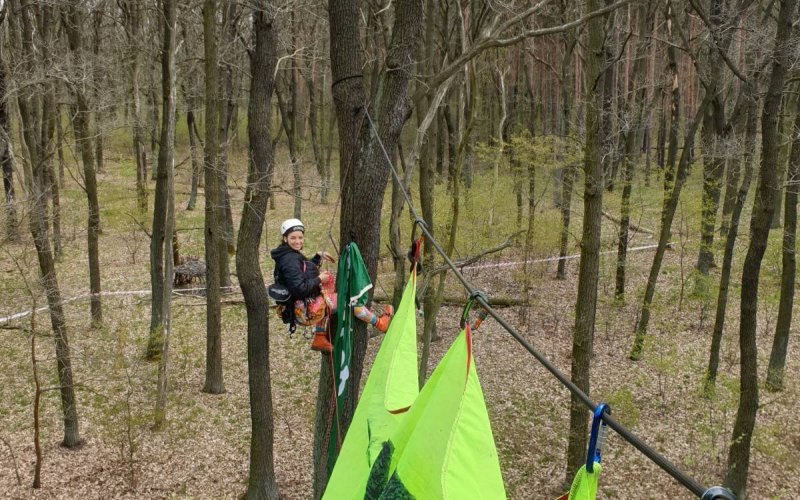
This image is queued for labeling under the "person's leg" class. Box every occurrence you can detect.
[310,313,333,352]
[353,304,394,333]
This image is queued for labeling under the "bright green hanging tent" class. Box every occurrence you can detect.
[368,326,506,499]
[323,270,420,499]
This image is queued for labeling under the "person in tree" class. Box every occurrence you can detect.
[270,218,393,352]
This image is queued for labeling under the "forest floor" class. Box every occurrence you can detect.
[0,152,798,499]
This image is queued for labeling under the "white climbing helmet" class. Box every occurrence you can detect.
[280,218,305,237]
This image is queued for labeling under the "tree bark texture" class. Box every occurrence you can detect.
[631,94,711,360]
[706,89,757,390]
[43,87,61,260]
[202,0,225,395]
[186,108,201,210]
[566,0,605,484]
[217,1,237,263]
[615,2,655,300]
[693,0,749,275]
[148,0,178,364]
[630,0,710,359]
[725,1,796,495]
[65,2,103,327]
[11,0,82,448]
[153,0,177,430]
[123,0,148,213]
[313,0,422,495]
[237,3,280,497]
[0,17,18,241]
[556,26,577,281]
[766,92,800,392]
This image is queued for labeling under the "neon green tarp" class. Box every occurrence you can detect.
[375,327,506,499]
[323,271,419,499]
[560,463,601,500]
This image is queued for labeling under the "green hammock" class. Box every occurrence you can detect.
[325,300,506,499]
[324,270,420,499]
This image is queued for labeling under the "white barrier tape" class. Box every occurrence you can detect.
[0,286,237,326]
[2,242,668,326]
[461,243,664,271]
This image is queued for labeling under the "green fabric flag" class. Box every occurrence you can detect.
[377,327,506,499]
[328,243,373,473]
[323,271,419,499]
[560,463,601,500]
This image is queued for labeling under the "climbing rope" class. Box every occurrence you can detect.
[363,108,734,500]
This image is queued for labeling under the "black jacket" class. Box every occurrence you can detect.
[270,242,322,300]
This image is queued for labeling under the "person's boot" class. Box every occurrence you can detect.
[354,304,394,333]
[310,329,332,353]
[374,305,394,333]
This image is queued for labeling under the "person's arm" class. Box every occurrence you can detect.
[280,255,321,299]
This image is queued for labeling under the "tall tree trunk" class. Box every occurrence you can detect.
[153,0,177,429]
[12,0,82,448]
[566,0,605,483]
[725,2,796,495]
[487,67,508,226]
[148,0,178,363]
[771,96,795,229]
[555,28,576,280]
[56,105,65,185]
[123,0,148,213]
[91,4,104,176]
[202,0,225,395]
[556,164,575,280]
[186,108,201,210]
[238,5,281,496]
[218,1,237,264]
[706,87,757,390]
[615,2,655,300]
[601,2,617,192]
[656,97,666,173]
[765,84,800,391]
[313,0,422,495]
[290,12,302,219]
[697,106,726,275]
[305,59,328,204]
[389,144,408,309]
[149,69,159,179]
[43,102,61,260]
[694,0,744,276]
[720,156,741,238]
[420,1,470,384]
[630,0,709,359]
[65,1,102,327]
[275,82,301,218]
[0,18,18,242]
[631,95,710,359]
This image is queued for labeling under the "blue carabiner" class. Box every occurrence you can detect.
[586,403,610,473]
[701,486,737,500]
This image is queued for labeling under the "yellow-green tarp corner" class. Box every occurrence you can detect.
[323,272,419,499]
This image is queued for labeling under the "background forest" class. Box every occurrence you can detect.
[0,0,799,498]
